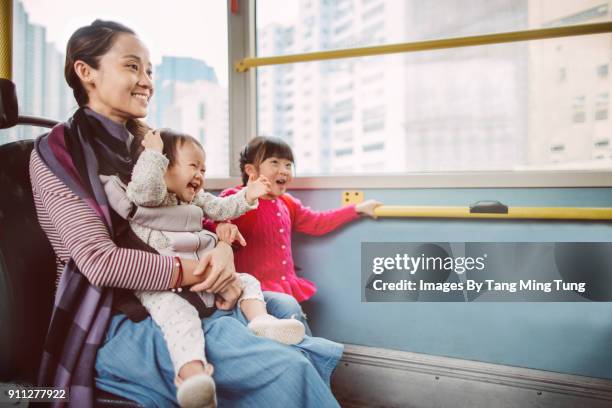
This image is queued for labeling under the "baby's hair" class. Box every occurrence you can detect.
[239,136,294,186]
[159,129,205,167]
[129,121,204,167]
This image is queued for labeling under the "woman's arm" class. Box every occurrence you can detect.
[31,154,174,290]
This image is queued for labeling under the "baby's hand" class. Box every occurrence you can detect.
[216,222,247,247]
[142,129,163,153]
[245,175,272,204]
[355,199,383,219]
[215,280,243,310]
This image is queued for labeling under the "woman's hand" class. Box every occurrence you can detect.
[142,129,163,152]
[190,242,236,293]
[215,222,247,247]
[214,278,243,310]
[355,199,383,219]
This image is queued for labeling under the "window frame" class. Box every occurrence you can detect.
[212,1,612,189]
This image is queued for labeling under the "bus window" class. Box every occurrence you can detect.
[1,0,230,177]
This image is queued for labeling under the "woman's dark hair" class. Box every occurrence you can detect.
[129,123,204,167]
[65,20,135,107]
[239,136,294,186]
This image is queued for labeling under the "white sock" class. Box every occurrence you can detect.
[247,314,305,345]
[176,373,217,408]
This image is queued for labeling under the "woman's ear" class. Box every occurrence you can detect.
[74,60,96,86]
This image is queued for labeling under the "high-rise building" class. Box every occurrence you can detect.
[151,57,229,176]
[527,0,611,169]
[257,0,530,174]
[0,0,74,144]
[150,56,220,128]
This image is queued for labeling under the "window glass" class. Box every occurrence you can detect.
[2,0,229,177]
[256,0,612,174]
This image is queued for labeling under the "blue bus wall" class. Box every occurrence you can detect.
[278,187,612,380]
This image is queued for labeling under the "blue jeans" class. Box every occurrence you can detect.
[95,292,341,407]
[264,291,313,336]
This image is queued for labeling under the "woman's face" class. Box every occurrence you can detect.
[85,33,153,123]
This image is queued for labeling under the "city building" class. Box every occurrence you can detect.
[527,0,611,169]
[257,0,531,174]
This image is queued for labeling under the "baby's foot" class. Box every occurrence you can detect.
[247,314,305,345]
[176,370,217,408]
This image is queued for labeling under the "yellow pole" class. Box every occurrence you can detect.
[236,22,612,72]
[0,0,12,80]
[374,206,612,221]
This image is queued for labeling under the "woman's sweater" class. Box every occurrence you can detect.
[30,150,174,290]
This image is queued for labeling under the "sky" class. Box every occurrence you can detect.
[21,0,298,87]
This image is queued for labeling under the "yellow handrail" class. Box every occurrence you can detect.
[0,0,12,79]
[236,21,612,72]
[374,206,612,221]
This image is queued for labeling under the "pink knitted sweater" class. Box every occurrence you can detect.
[220,186,359,302]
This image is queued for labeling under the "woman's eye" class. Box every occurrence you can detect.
[128,64,138,71]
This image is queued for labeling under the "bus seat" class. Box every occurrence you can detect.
[0,139,142,407]
[0,79,19,129]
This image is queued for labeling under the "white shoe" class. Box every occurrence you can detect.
[176,373,217,408]
[248,315,305,345]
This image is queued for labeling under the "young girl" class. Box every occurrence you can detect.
[220,136,381,304]
[102,129,305,408]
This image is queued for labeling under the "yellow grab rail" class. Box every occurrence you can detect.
[236,22,612,72]
[374,206,612,221]
[0,0,12,79]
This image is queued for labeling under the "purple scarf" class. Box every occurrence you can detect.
[35,108,141,407]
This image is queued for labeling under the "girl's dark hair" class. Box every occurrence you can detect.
[239,136,294,185]
[129,123,204,167]
[65,20,135,107]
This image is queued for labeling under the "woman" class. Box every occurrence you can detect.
[31,20,342,407]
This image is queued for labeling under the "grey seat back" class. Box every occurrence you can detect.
[0,139,56,383]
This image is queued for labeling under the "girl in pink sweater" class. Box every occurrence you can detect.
[220,136,381,305]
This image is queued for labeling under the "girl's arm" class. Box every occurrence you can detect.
[288,194,361,236]
[125,149,169,207]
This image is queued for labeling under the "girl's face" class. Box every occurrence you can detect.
[164,142,206,203]
[84,33,153,123]
[250,156,293,198]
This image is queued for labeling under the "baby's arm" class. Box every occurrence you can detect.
[192,189,258,221]
[193,175,271,221]
[126,130,169,207]
[126,149,169,207]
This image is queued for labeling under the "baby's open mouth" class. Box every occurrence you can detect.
[276,179,286,186]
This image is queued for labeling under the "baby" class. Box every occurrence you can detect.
[102,129,305,408]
